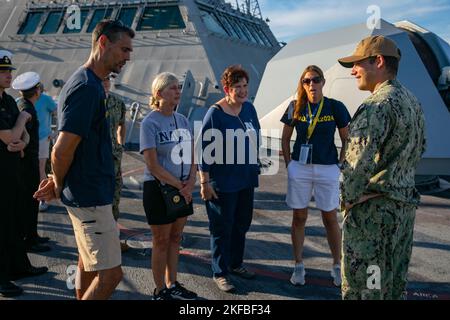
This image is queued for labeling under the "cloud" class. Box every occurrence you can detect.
[442,30,450,44]
[386,4,450,21]
[258,0,450,42]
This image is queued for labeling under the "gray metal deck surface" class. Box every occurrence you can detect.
[2,151,449,301]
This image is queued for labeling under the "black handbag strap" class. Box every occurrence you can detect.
[173,113,184,181]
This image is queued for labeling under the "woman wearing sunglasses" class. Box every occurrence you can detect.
[280,65,351,287]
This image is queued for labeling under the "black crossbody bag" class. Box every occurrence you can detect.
[155,115,191,219]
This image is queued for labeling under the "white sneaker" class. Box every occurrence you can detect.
[39,201,49,212]
[331,264,342,287]
[213,276,235,292]
[290,263,306,286]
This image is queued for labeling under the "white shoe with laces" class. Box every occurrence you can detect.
[213,276,235,292]
[290,263,306,286]
[331,264,342,287]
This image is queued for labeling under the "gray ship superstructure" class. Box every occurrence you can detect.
[0,0,280,143]
[255,19,450,175]
[2,2,450,175]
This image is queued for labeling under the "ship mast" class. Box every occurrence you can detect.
[243,0,262,19]
[234,0,263,19]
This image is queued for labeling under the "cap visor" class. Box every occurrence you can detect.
[0,66,16,70]
[338,56,366,68]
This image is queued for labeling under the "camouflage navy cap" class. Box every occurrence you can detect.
[0,49,16,70]
[338,35,401,68]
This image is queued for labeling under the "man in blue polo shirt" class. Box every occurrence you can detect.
[35,84,57,212]
[34,20,134,300]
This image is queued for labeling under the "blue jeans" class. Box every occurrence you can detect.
[205,187,254,277]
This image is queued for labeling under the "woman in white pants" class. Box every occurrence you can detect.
[280,65,350,287]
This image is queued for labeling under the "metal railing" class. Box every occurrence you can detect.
[125,101,143,145]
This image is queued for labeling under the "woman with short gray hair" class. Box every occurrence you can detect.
[140,72,197,300]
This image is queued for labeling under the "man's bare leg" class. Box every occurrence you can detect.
[75,257,97,300]
[81,265,123,300]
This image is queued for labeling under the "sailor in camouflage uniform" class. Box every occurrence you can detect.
[103,75,127,227]
[337,36,426,300]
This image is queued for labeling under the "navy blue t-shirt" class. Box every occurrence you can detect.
[58,67,114,207]
[199,101,260,193]
[280,97,351,165]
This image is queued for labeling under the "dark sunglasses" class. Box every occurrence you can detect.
[302,76,322,85]
[96,20,126,42]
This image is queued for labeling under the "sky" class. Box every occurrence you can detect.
[255,0,450,44]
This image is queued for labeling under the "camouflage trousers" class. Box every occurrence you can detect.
[341,197,416,300]
[112,150,123,221]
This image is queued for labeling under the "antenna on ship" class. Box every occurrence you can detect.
[233,0,263,19]
[244,0,262,19]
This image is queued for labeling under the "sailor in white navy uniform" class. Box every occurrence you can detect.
[13,71,52,253]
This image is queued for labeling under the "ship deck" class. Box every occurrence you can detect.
[2,151,450,301]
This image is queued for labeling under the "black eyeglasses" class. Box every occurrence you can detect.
[302,76,322,85]
[96,20,126,42]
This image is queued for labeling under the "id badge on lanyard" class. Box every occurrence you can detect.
[299,143,313,164]
[300,98,323,164]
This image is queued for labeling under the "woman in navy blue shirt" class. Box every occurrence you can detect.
[199,65,260,292]
[280,65,351,287]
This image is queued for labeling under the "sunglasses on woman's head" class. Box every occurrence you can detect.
[302,76,322,85]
